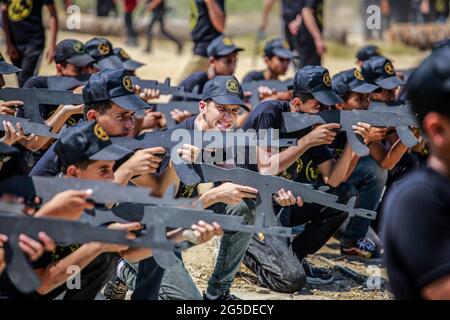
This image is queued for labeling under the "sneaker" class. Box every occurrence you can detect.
[103,278,128,300]
[302,260,335,285]
[341,238,379,259]
[203,291,241,300]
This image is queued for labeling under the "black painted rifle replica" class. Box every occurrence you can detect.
[0,114,59,138]
[0,204,188,294]
[112,128,297,185]
[242,79,293,107]
[130,77,203,100]
[282,107,419,157]
[0,87,83,124]
[195,164,377,227]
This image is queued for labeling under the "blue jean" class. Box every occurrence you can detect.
[343,156,387,241]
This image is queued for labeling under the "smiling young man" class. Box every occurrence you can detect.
[382,48,450,300]
[241,66,361,290]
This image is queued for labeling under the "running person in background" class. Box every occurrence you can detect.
[144,0,183,54]
[1,0,58,86]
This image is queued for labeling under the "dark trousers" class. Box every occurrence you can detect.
[243,183,353,293]
[131,256,166,300]
[146,10,182,52]
[125,11,137,43]
[297,42,321,68]
[11,43,44,87]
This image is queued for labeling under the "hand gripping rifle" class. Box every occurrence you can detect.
[0,114,59,138]
[282,109,419,157]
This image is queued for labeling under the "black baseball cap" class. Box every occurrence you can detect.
[356,45,382,62]
[407,48,450,122]
[114,48,145,71]
[82,68,150,117]
[55,121,132,167]
[54,39,95,67]
[0,52,21,74]
[432,38,450,52]
[85,37,123,71]
[207,35,244,57]
[292,66,343,106]
[332,68,379,97]
[264,38,295,59]
[202,75,249,111]
[362,56,405,90]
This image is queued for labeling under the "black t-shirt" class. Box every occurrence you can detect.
[382,168,450,300]
[328,131,347,159]
[2,0,53,46]
[281,0,303,20]
[172,71,209,102]
[242,100,332,184]
[298,0,323,46]
[190,0,226,57]
[242,71,265,84]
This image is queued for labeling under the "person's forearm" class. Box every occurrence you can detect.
[302,8,322,42]
[205,0,225,33]
[343,152,359,181]
[47,5,58,51]
[258,138,311,176]
[34,243,102,295]
[326,143,354,187]
[379,139,408,170]
[261,0,277,28]
[147,0,162,11]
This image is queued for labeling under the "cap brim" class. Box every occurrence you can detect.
[216,47,244,57]
[89,143,132,161]
[351,82,379,94]
[0,62,21,74]
[272,48,295,59]
[66,54,96,67]
[375,76,405,90]
[94,55,124,71]
[211,94,249,112]
[123,59,145,71]
[111,94,149,118]
[0,142,18,155]
[312,90,344,106]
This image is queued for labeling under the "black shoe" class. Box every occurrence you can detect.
[203,291,241,300]
[103,278,128,300]
[302,260,335,285]
[341,238,380,259]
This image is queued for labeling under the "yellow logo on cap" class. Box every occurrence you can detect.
[73,41,85,53]
[98,43,110,56]
[323,72,332,87]
[223,37,234,46]
[123,76,134,93]
[226,79,240,93]
[120,49,130,60]
[94,123,109,141]
[354,69,365,81]
[283,40,290,49]
[384,62,395,76]
[8,0,32,22]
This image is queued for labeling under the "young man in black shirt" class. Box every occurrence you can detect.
[298,0,325,67]
[382,47,450,300]
[1,0,58,87]
[331,68,388,259]
[242,66,359,289]
[181,0,225,79]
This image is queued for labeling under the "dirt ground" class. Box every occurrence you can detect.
[1,30,426,300]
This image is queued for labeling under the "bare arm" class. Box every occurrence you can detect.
[422,274,450,300]
[302,7,325,55]
[369,139,408,170]
[260,0,277,31]
[146,0,163,12]
[318,142,354,187]
[45,4,58,63]
[204,0,225,33]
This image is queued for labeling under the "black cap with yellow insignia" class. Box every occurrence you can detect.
[356,45,382,62]
[114,47,145,71]
[85,37,124,71]
[54,39,95,67]
[0,52,21,75]
[82,68,150,118]
[55,121,132,168]
[202,75,249,111]
[207,35,244,58]
[264,38,295,59]
[292,66,343,106]
[362,56,405,90]
[332,68,379,97]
